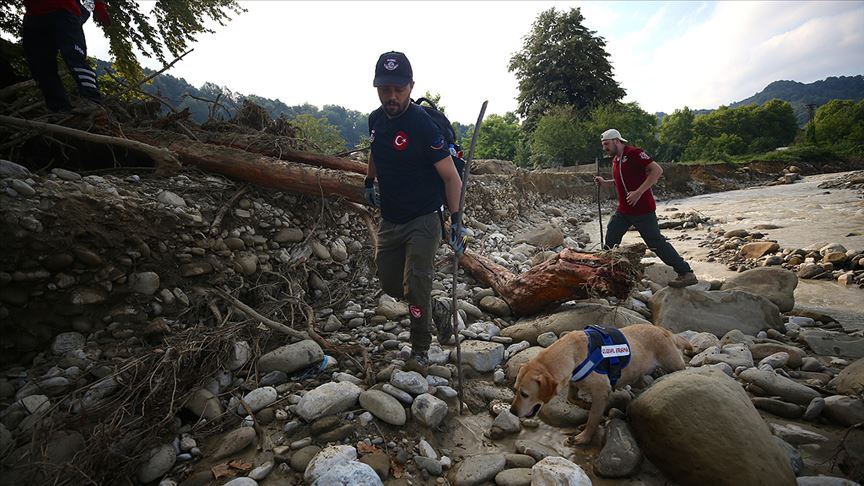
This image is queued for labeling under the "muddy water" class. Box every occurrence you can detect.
[584,171,864,330]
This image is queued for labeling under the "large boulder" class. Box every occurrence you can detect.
[257,340,324,374]
[513,223,564,248]
[650,287,782,337]
[501,304,648,344]
[629,368,796,486]
[296,382,362,422]
[738,368,821,406]
[834,358,864,396]
[720,267,798,312]
[799,329,864,359]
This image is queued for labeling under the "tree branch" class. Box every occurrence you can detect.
[0,114,180,175]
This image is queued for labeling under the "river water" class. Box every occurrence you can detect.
[585,171,864,331]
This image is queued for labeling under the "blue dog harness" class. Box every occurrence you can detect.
[570,325,632,387]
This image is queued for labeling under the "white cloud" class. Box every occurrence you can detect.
[612,1,864,113]
[73,0,864,121]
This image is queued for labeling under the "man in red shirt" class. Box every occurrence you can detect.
[22,0,111,112]
[593,129,697,288]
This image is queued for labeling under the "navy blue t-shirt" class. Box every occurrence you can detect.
[368,103,451,224]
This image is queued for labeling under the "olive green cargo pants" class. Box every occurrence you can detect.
[375,212,441,354]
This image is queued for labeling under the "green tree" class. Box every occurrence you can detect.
[530,106,589,167]
[0,0,245,81]
[658,107,695,162]
[508,7,625,129]
[683,100,797,160]
[292,114,347,154]
[588,102,658,156]
[418,91,446,114]
[474,112,522,161]
[810,99,864,151]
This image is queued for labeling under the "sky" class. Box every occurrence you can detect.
[74,0,864,124]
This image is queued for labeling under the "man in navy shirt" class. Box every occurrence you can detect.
[365,51,466,373]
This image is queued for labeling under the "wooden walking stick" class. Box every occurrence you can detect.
[596,157,604,248]
[452,100,488,415]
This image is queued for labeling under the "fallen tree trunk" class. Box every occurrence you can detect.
[459,244,645,316]
[195,132,369,175]
[0,115,181,174]
[127,130,368,204]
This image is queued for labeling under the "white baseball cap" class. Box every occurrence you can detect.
[601,129,627,143]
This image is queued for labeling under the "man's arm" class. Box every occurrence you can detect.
[94,1,111,27]
[366,154,377,181]
[434,156,462,214]
[627,161,663,206]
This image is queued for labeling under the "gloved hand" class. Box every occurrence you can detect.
[449,212,468,256]
[363,177,380,208]
[94,1,112,27]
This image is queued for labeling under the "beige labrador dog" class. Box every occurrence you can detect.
[510,323,688,445]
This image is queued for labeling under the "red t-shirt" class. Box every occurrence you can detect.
[611,145,657,215]
[24,0,81,17]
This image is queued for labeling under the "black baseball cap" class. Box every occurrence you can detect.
[373,51,413,87]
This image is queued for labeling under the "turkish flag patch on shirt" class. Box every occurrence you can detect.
[393,131,409,151]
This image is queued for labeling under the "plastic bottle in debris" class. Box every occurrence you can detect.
[291,355,335,381]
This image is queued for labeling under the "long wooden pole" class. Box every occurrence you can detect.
[452,101,488,414]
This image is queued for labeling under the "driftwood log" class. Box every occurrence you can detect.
[126,130,367,204]
[195,132,369,174]
[459,244,645,316]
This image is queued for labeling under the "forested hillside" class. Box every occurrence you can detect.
[94,59,367,149]
[730,75,864,125]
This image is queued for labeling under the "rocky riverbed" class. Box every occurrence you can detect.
[0,159,862,486]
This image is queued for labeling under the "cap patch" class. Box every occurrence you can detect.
[383,58,399,71]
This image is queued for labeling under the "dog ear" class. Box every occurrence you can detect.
[535,371,558,402]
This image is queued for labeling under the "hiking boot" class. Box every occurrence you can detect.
[403,353,429,374]
[668,272,698,288]
[432,298,453,344]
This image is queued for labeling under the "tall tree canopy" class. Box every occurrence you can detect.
[508,7,625,129]
[810,99,864,150]
[682,99,798,160]
[474,112,524,162]
[0,0,245,80]
[529,102,657,168]
[658,107,695,162]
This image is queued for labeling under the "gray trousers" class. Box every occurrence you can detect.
[376,211,441,354]
[605,211,692,275]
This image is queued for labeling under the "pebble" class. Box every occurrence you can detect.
[248,461,274,480]
[10,179,36,196]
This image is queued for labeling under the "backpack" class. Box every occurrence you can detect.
[413,97,468,235]
[413,97,466,178]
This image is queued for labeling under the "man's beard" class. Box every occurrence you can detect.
[384,101,406,117]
